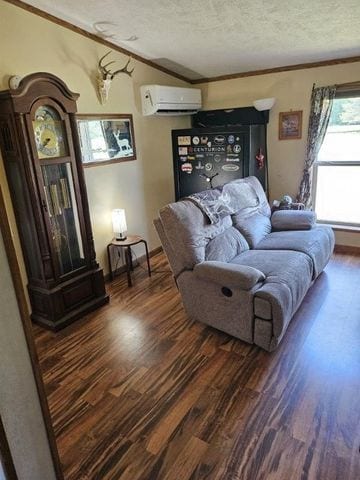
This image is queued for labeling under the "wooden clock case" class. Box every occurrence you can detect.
[0,72,109,331]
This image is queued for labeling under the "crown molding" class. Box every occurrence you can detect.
[190,55,360,84]
[3,0,191,83]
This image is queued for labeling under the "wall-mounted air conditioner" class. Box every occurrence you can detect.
[140,85,202,116]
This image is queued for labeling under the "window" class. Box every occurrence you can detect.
[314,94,360,227]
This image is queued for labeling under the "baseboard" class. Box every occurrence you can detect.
[334,244,360,254]
[105,245,163,282]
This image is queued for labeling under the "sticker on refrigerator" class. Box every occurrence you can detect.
[200,136,208,144]
[214,135,225,144]
[178,147,188,155]
[187,155,196,161]
[214,154,222,162]
[205,163,213,171]
[233,144,241,153]
[195,161,204,169]
[178,136,191,146]
[226,157,240,162]
[222,164,240,172]
[227,145,232,154]
[180,156,187,162]
[181,163,193,174]
[228,135,235,144]
[192,136,200,145]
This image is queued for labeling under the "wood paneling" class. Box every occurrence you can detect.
[34,251,360,480]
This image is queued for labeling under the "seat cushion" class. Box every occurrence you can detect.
[255,226,335,278]
[231,249,313,337]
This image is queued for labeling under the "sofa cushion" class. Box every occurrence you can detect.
[232,211,272,248]
[206,226,249,262]
[271,210,316,231]
[231,249,313,337]
[255,226,335,278]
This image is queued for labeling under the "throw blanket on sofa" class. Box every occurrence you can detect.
[186,180,259,224]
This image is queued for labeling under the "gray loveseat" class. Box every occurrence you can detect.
[154,176,334,351]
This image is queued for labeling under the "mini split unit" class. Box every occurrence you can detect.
[141,85,202,116]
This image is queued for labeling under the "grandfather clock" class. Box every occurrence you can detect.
[0,73,108,331]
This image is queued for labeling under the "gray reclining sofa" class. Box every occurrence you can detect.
[154,176,334,351]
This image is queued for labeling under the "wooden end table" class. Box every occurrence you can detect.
[107,235,151,287]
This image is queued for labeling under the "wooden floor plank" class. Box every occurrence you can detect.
[33,251,360,479]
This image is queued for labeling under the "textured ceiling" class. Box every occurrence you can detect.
[20,0,360,80]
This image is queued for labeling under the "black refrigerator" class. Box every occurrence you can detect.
[171,107,269,200]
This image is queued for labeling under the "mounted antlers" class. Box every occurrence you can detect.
[98,51,134,80]
[97,51,134,105]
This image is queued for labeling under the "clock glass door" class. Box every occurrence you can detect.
[31,103,86,277]
[42,162,86,275]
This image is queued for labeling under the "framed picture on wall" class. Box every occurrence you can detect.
[76,114,136,166]
[279,111,303,140]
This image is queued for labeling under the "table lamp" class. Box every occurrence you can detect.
[112,209,127,240]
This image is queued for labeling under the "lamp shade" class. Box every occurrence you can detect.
[253,97,276,111]
[112,209,127,240]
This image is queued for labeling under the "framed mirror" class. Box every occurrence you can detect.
[76,114,136,167]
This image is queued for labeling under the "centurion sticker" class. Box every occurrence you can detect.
[178,136,191,146]
[222,164,240,171]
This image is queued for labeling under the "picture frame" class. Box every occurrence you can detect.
[279,110,303,140]
[76,114,136,167]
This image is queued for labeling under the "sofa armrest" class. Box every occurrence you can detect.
[271,209,316,231]
[194,261,265,290]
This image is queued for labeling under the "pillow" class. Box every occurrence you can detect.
[271,210,316,231]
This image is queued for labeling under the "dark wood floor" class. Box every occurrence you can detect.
[34,252,360,480]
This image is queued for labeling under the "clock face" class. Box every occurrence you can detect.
[32,106,68,159]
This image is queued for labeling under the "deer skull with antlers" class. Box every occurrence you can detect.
[97,51,134,104]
